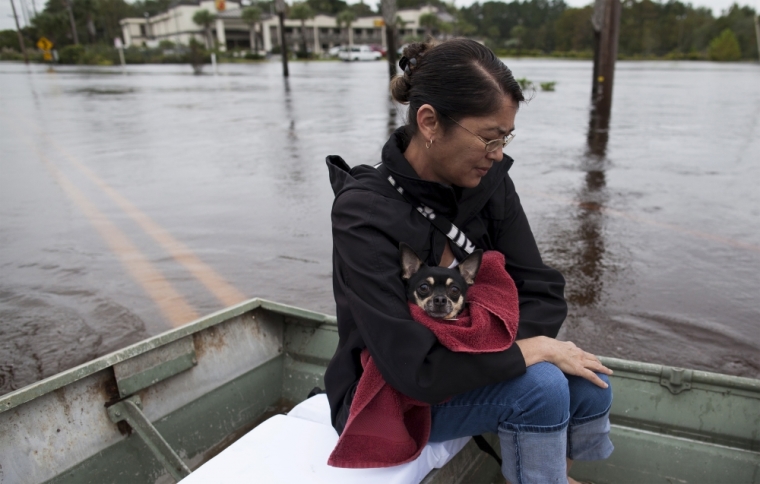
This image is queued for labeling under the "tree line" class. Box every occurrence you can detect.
[1,0,758,61]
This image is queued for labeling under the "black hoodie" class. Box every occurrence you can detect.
[325,128,567,433]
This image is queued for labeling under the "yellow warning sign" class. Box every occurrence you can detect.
[37,37,53,51]
[373,19,385,27]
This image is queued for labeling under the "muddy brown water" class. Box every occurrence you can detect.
[1,59,759,395]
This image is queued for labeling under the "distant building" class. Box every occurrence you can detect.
[120,1,440,53]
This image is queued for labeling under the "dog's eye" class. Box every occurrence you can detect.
[448,286,461,298]
[418,284,430,296]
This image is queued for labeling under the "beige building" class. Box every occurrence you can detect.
[120,1,439,53]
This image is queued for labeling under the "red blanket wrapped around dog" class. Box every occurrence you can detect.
[328,251,520,468]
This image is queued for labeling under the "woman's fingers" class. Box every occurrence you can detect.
[583,353,613,375]
[538,338,614,387]
[581,368,610,389]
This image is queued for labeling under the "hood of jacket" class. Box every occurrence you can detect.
[326,127,514,227]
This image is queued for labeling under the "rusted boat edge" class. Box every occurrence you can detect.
[0,298,338,415]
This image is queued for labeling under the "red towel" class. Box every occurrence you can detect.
[328,251,520,468]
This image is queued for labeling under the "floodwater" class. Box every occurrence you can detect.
[1,59,758,395]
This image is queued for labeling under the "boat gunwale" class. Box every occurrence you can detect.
[2,299,758,415]
[599,356,760,393]
[0,298,338,415]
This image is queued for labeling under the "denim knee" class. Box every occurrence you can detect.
[508,362,570,429]
[567,373,612,423]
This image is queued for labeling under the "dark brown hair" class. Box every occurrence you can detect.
[390,38,524,134]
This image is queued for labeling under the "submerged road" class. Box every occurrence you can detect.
[1,60,759,394]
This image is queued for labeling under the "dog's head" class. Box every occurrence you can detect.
[399,242,483,319]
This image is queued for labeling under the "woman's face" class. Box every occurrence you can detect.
[428,96,517,189]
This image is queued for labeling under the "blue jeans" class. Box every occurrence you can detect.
[429,362,613,484]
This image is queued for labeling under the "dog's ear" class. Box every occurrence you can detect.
[399,242,423,280]
[458,249,483,285]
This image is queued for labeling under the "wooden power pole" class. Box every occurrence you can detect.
[590,0,621,121]
[275,0,289,77]
[754,14,760,63]
[9,0,29,64]
[65,0,80,45]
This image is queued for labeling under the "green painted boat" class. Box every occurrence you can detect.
[1,298,759,483]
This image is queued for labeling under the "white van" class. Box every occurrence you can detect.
[338,45,382,62]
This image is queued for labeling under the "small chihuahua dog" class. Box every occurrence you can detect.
[399,242,483,320]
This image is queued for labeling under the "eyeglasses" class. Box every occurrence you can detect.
[445,115,515,153]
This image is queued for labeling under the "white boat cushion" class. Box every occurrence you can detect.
[184,394,470,484]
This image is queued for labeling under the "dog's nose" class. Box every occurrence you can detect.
[433,296,447,306]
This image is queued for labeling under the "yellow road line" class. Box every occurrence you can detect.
[28,142,200,327]
[45,137,247,307]
[522,188,760,254]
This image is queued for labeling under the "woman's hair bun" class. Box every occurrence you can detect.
[390,75,411,104]
[390,41,433,104]
[401,41,432,64]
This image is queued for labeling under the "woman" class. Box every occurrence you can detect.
[325,39,613,483]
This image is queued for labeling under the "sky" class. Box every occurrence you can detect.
[1,0,759,42]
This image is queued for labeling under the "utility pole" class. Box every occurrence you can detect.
[275,0,288,77]
[589,0,620,149]
[381,0,397,79]
[590,0,621,120]
[9,0,28,64]
[64,0,80,45]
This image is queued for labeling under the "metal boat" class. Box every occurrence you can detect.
[1,298,758,483]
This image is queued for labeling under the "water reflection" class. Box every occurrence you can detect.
[565,109,611,307]
[280,77,305,185]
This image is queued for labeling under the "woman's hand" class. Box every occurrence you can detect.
[515,336,612,388]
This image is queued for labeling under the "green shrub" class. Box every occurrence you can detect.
[708,29,741,61]
[0,30,22,50]
[0,47,23,61]
[59,44,85,64]
[540,81,556,92]
[516,77,534,90]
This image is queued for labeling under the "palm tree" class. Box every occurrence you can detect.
[418,12,439,39]
[192,9,215,49]
[241,6,262,52]
[381,0,398,78]
[336,9,356,48]
[289,2,314,55]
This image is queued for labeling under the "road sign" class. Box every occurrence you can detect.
[215,0,225,11]
[114,37,123,49]
[43,51,52,61]
[374,19,385,27]
[37,37,53,51]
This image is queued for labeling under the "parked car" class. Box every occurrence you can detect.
[369,44,387,57]
[338,45,382,61]
[327,45,342,57]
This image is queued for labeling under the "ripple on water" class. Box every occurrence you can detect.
[0,286,148,396]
